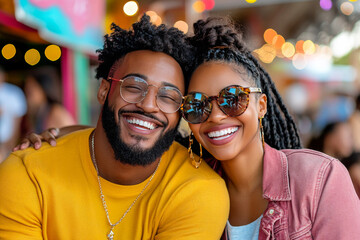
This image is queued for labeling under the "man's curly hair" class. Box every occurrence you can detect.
[96,14,194,92]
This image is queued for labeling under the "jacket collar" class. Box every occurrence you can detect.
[262,144,291,201]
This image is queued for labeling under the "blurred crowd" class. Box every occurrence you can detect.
[306,94,360,198]
[0,66,75,162]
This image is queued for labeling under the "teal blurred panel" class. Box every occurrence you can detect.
[14,0,105,54]
[74,51,90,125]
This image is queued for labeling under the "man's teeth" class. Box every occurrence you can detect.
[208,127,238,138]
[127,118,155,130]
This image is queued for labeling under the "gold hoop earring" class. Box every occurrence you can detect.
[188,133,202,169]
[259,117,265,149]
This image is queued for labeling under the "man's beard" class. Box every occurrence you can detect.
[101,97,179,166]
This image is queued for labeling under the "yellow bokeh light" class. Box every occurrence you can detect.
[303,40,316,55]
[340,2,354,15]
[25,49,40,66]
[349,0,357,2]
[146,11,162,26]
[45,45,61,61]
[174,20,189,34]
[154,16,162,26]
[123,1,138,16]
[2,44,16,60]
[281,42,295,58]
[193,1,205,13]
[264,28,277,45]
[292,53,307,70]
[245,0,257,3]
[254,44,276,64]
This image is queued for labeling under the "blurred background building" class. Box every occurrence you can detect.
[0,0,359,155]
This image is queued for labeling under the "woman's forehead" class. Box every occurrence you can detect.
[188,62,251,92]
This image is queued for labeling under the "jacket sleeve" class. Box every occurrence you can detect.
[311,159,360,239]
[155,178,229,240]
[0,154,43,239]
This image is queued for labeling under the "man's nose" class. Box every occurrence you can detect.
[135,87,159,113]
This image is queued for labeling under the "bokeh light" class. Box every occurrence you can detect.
[202,0,215,10]
[272,34,285,49]
[193,1,205,13]
[348,0,357,2]
[281,42,295,58]
[320,0,332,11]
[303,40,316,55]
[264,28,277,44]
[25,49,40,66]
[330,31,353,58]
[295,40,305,54]
[45,45,61,61]
[292,53,307,70]
[340,2,354,15]
[254,44,276,63]
[123,1,138,16]
[2,44,16,60]
[174,21,189,34]
[146,11,162,25]
[246,0,257,3]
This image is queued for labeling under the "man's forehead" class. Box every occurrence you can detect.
[110,50,185,91]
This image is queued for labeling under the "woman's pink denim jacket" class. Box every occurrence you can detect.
[217,144,360,239]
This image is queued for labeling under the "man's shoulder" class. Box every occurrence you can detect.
[5,128,92,172]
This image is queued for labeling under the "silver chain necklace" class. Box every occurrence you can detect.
[90,131,161,240]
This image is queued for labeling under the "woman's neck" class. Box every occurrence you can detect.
[221,140,264,193]
[221,139,268,225]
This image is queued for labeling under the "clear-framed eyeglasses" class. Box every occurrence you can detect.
[108,76,183,114]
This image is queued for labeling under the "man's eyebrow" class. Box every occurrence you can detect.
[121,73,181,91]
[122,73,148,80]
[162,82,181,90]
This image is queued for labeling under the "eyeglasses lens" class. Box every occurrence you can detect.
[156,86,183,113]
[120,77,182,113]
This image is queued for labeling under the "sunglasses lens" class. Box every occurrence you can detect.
[218,86,249,116]
[182,92,212,124]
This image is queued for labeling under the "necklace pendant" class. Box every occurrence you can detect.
[107,229,114,240]
[192,159,201,169]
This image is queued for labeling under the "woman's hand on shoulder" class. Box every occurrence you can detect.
[13,128,59,151]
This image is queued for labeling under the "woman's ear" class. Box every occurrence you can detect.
[258,93,267,118]
[97,79,110,105]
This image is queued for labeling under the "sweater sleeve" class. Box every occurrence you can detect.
[0,153,43,239]
[311,159,360,239]
[155,178,229,240]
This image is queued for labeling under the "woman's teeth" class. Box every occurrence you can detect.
[127,118,155,130]
[207,127,238,139]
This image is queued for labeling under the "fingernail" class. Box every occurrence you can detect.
[50,140,56,146]
[35,143,40,149]
[20,144,26,149]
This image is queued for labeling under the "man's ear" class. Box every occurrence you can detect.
[258,93,267,118]
[98,79,110,105]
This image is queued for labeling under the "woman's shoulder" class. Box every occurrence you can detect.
[280,148,350,191]
[281,148,337,166]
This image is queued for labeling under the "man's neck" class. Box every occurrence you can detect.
[90,127,161,185]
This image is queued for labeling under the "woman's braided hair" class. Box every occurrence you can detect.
[188,17,302,150]
[95,14,195,92]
